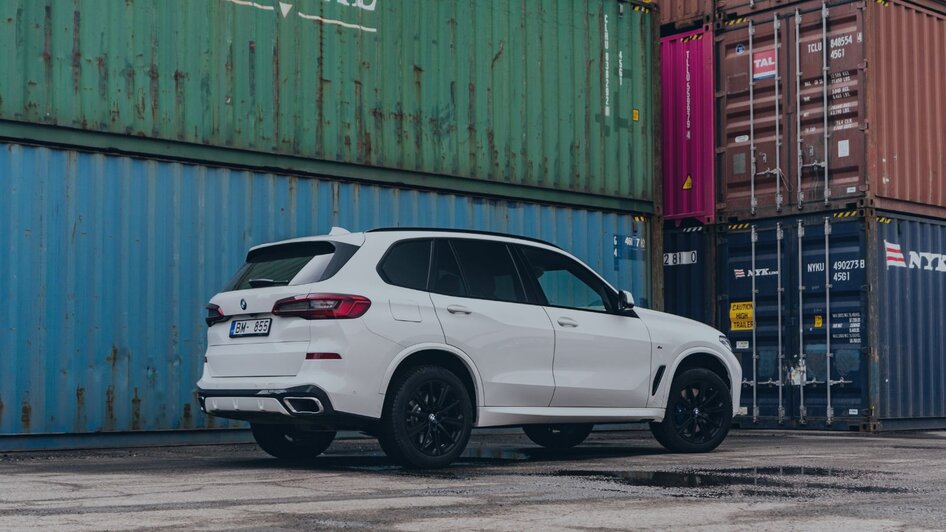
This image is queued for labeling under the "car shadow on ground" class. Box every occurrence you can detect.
[214,444,669,475]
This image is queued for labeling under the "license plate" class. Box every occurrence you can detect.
[229,318,272,338]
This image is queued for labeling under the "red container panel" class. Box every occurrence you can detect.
[716,0,946,221]
[661,28,716,223]
[657,0,714,27]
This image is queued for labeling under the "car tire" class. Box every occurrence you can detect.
[650,368,733,453]
[250,423,336,460]
[378,365,473,469]
[522,424,594,450]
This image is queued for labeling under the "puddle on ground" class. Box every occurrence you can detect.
[551,468,908,498]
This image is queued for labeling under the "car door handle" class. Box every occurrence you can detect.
[557,317,579,328]
[446,305,472,315]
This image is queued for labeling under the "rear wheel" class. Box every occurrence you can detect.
[522,424,594,450]
[250,423,336,461]
[650,368,732,453]
[378,365,473,469]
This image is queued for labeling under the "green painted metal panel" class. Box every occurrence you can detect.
[0,0,657,204]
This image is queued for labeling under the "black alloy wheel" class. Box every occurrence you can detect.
[379,365,473,468]
[650,368,732,453]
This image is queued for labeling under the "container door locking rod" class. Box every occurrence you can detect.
[777,222,786,423]
[797,220,807,424]
[749,20,758,215]
[824,217,833,425]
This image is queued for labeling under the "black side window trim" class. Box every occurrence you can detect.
[438,238,531,305]
[510,245,549,306]
[429,239,469,297]
[515,244,626,316]
[375,238,434,291]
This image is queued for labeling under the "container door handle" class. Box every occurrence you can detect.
[557,317,579,328]
[446,305,472,315]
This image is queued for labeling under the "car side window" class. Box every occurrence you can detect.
[430,240,466,297]
[519,246,614,312]
[449,239,528,304]
[378,239,432,291]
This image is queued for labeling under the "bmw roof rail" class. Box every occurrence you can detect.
[365,227,561,249]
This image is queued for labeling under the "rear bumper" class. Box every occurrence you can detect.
[196,385,377,432]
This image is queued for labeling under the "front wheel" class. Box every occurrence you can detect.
[523,424,594,450]
[250,423,336,461]
[650,368,732,453]
[378,365,474,469]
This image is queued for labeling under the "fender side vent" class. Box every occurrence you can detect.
[651,365,667,396]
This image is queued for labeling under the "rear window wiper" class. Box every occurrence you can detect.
[248,278,290,288]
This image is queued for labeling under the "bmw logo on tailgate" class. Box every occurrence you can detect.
[240,298,247,310]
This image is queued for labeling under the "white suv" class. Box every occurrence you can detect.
[197,228,741,468]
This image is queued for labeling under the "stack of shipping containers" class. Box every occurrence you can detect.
[660,0,946,431]
[0,0,661,450]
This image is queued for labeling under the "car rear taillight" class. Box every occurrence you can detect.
[272,294,371,320]
[205,304,228,326]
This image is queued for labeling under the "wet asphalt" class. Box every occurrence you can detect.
[2,428,946,530]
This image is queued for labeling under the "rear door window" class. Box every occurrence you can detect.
[449,239,527,304]
[223,241,357,291]
[378,239,432,290]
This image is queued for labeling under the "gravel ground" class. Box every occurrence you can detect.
[2,428,946,531]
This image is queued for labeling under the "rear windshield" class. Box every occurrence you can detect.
[222,241,358,291]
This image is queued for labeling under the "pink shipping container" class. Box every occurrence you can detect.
[661,28,716,224]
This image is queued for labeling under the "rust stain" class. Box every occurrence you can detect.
[131,388,141,431]
[20,401,31,432]
[491,40,505,69]
[272,39,280,144]
[148,64,159,126]
[97,56,108,100]
[182,403,193,429]
[71,9,81,93]
[106,344,118,367]
[105,385,115,430]
[42,5,52,89]
[75,386,85,425]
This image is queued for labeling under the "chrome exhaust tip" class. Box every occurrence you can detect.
[283,397,324,414]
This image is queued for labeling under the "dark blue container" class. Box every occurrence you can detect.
[663,221,716,326]
[718,210,946,430]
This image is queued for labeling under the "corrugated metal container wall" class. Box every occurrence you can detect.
[656,0,715,28]
[715,0,946,221]
[719,213,873,430]
[0,142,653,440]
[0,0,657,207]
[661,29,716,223]
[718,210,946,431]
[663,222,716,325]
[873,214,946,425]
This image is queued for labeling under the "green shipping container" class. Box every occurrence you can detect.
[0,0,658,211]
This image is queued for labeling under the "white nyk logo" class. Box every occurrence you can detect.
[734,267,777,279]
[885,240,946,272]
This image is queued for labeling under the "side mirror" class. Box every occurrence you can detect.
[618,290,635,311]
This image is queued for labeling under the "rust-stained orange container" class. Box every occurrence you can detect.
[656,0,715,29]
[716,0,946,221]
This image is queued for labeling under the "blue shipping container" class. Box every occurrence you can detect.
[0,142,653,447]
[663,221,716,326]
[718,211,946,431]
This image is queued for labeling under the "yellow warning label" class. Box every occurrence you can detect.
[814,315,823,328]
[730,302,754,331]
[683,175,693,190]
[632,109,640,122]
